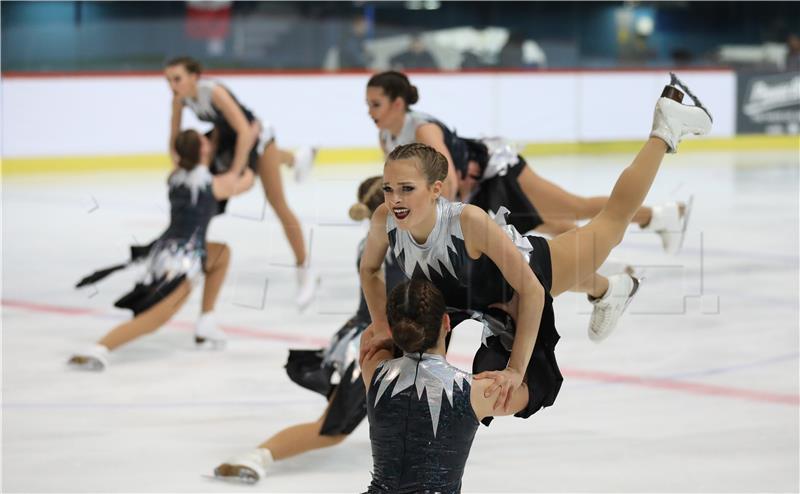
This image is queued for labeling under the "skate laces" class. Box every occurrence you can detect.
[669,72,713,122]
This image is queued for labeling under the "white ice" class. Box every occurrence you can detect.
[2,150,798,492]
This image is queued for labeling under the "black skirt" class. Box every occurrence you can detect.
[471,235,563,425]
[114,274,188,316]
[468,157,544,234]
[285,316,370,436]
[205,129,262,214]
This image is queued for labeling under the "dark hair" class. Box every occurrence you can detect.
[367,71,419,108]
[174,129,201,171]
[386,143,448,185]
[387,279,446,354]
[349,176,384,221]
[165,56,203,75]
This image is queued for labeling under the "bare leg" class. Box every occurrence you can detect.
[570,272,609,299]
[98,280,192,351]
[214,391,349,482]
[518,165,654,228]
[258,396,347,460]
[547,138,668,297]
[258,141,307,266]
[201,242,230,313]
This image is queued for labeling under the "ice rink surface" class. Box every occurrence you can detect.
[2,149,798,493]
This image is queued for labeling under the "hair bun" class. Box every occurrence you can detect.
[349,202,371,221]
[407,85,419,105]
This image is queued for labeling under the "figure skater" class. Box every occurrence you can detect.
[68,125,257,370]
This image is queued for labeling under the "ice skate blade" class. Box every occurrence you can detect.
[194,337,227,351]
[202,473,258,485]
[667,72,713,121]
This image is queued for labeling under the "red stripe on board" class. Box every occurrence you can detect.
[3,298,796,406]
[1,67,734,79]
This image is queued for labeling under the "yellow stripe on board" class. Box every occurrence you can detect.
[2,154,171,176]
[520,134,800,156]
[3,135,797,176]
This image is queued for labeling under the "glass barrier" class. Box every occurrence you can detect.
[2,1,799,72]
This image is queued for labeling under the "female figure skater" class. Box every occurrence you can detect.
[366,70,690,254]
[360,77,712,412]
[68,126,257,370]
[212,176,407,484]
[164,56,317,307]
[361,278,530,493]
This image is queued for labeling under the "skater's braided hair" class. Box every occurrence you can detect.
[174,129,201,171]
[386,143,448,185]
[349,176,384,221]
[165,56,203,75]
[367,71,419,109]
[387,279,446,354]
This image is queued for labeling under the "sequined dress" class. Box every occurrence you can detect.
[380,110,543,233]
[77,165,219,316]
[183,80,275,212]
[366,353,478,493]
[386,198,563,422]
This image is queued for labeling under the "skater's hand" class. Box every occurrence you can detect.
[359,323,392,363]
[474,367,524,413]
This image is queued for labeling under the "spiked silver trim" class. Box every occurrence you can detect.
[169,165,213,205]
[141,236,203,285]
[481,137,520,181]
[321,324,363,383]
[373,354,470,437]
[488,206,534,263]
[387,200,465,281]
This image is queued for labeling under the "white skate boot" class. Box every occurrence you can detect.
[214,448,273,484]
[588,273,641,342]
[642,197,693,255]
[295,264,320,311]
[293,146,317,183]
[195,313,227,349]
[67,344,109,371]
[650,73,713,153]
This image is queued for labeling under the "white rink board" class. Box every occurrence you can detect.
[2,70,735,157]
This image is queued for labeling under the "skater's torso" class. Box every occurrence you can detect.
[183,80,257,147]
[386,198,521,310]
[367,353,478,494]
[380,111,471,178]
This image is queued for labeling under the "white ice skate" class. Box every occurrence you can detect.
[588,273,641,343]
[296,265,320,311]
[213,449,272,484]
[650,73,713,153]
[67,344,109,371]
[194,313,227,350]
[293,146,317,183]
[642,197,693,255]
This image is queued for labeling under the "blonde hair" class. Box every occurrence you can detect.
[349,176,384,221]
[385,143,448,185]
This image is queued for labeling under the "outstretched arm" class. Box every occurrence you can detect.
[460,204,544,412]
[359,205,395,360]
